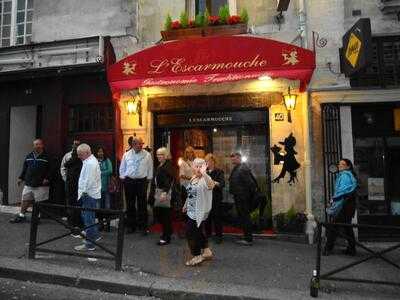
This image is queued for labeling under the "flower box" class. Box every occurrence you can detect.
[161,23,247,41]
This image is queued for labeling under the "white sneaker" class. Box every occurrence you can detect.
[74,244,95,251]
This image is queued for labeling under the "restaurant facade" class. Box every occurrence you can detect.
[107,35,316,226]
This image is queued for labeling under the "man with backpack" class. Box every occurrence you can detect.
[229,152,257,246]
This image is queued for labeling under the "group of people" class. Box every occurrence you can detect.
[10,138,114,251]
[9,136,359,265]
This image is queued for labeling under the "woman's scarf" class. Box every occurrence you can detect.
[326,170,357,217]
[194,176,213,227]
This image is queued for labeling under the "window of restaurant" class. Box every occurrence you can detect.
[68,103,114,133]
[154,110,271,227]
[352,104,400,237]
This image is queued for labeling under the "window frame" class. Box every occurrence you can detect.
[187,0,236,18]
[0,0,33,47]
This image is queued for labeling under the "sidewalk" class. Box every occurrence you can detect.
[0,212,399,299]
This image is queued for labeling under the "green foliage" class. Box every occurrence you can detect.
[218,4,230,24]
[240,8,249,24]
[194,13,205,27]
[179,11,189,28]
[164,13,172,31]
[204,8,210,25]
[286,206,297,222]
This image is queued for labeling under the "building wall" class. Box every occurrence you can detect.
[33,0,135,43]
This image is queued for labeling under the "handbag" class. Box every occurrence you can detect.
[154,177,172,208]
[108,175,120,194]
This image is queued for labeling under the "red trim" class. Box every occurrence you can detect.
[107,36,315,92]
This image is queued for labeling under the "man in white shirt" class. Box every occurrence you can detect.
[74,143,101,251]
[119,137,153,235]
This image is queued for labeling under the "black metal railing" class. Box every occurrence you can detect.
[28,202,125,271]
[310,222,400,297]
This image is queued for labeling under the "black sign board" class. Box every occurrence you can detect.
[340,18,372,77]
[156,110,267,128]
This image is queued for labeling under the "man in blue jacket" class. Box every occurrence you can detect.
[10,139,51,223]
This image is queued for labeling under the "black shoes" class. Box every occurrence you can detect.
[235,239,253,246]
[9,215,26,223]
[342,248,356,256]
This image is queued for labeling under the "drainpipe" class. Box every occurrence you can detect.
[299,0,317,244]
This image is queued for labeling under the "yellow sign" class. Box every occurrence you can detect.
[345,33,362,68]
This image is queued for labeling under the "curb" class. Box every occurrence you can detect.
[0,257,295,300]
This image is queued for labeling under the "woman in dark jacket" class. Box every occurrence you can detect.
[204,153,225,243]
[149,147,176,246]
[64,148,83,230]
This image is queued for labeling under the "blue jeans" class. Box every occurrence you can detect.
[80,195,100,247]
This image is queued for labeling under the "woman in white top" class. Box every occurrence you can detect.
[179,146,195,188]
[182,158,215,266]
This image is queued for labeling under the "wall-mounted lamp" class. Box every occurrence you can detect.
[283,87,297,123]
[124,92,142,126]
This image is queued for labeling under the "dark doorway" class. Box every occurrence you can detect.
[154,110,271,230]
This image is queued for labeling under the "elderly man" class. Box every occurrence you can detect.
[10,139,51,223]
[119,137,153,235]
[74,143,101,251]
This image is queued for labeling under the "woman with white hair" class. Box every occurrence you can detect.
[149,147,176,246]
[183,158,215,266]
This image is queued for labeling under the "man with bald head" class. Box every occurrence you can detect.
[74,143,101,251]
[119,137,153,235]
[10,139,51,223]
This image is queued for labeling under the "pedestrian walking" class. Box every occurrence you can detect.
[96,146,113,232]
[119,137,153,235]
[10,139,52,223]
[183,158,215,266]
[149,147,176,246]
[229,152,257,246]
[74,143,101,251]
[204,153,225,244]
[64,147,83,233]
[324,158,358,256]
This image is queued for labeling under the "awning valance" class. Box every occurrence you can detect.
[107,36,315,92]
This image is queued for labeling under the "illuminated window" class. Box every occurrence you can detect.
[0,0,33,47]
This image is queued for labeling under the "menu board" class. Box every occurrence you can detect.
[368,178,385,201]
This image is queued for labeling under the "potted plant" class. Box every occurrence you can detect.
[161,6,249,41]
[273,206,307,234]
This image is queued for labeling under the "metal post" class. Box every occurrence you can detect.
[316,223,322,278]
[28,203,40,259]
[115,211,125,271]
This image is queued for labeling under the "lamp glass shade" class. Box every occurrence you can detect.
[284,94,297,111]
[126,101,138,114]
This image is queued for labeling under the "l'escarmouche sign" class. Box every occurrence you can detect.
[340,18,372,77]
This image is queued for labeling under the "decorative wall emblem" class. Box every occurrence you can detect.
[271,133,300,185]
[282,50,299,66]
[123,61,137,75]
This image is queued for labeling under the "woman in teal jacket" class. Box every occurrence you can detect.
[96,147,113,231]
[324,158,358,256]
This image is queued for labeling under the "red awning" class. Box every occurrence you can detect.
[107,36,315,92]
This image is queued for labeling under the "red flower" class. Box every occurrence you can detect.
[208,15,220,25]
[171,20,181,29]
[189,20,195,28]
[228,15,241,25]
